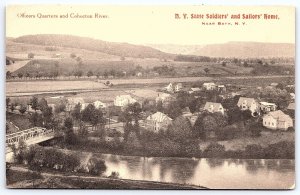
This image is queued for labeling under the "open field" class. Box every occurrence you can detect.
[6,75,294,97]
[6,80,108,96]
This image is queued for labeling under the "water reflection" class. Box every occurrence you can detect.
[85,153,295,189]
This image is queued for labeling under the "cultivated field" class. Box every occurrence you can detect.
[6,80,108,96]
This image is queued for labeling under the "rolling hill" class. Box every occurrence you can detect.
[192,42,295,58]
[12,34,174,59]
[146,42,295,58]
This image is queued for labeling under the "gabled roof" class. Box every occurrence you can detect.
[260,102,276,106]
[204,102,223,112]
[265,110,292,122]
[146,112,172,122]
[287,103,295,110]
[237,97,256,107]
[203,82,216,86]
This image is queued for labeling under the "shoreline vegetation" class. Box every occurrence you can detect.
[7,165,206,189]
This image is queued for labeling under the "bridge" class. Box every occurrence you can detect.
[6,127,55,162]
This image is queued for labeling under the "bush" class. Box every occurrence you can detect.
[245,144,265,158]
[203,142,225,158]
[109,171,120,179]
[87,158,107,176]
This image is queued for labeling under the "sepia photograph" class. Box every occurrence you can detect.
[4,4,295,190]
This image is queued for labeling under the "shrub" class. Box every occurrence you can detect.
[203,142,225,158]
[87,158,107,176]
[109,171,120,179]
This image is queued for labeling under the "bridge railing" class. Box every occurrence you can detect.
[6,127,54,146]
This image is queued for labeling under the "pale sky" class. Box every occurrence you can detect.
[6,5,295,45]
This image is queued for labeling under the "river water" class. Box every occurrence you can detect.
[84,153,295,189]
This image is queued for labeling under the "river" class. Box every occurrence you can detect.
[76,152,295,189]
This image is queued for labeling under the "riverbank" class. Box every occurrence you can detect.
[7,165,206,189]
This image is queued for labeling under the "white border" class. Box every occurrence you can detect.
[0,0,298,194]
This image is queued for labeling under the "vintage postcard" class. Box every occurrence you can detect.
[5,5,295,189]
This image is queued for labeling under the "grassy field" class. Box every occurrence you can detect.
[200,131,295,151]
[6,80,108,96]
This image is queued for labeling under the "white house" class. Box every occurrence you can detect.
[259,102,277,113]
[203,102,225,115]
[217,85,226,93]
[203,82,216,90]
[66,97,85,111]
[174,83,183,92]
[114,95,137,107]
[145,112,173,132]
[262,110,293,130]
[237,97,259,115]
[93,100,107,109]
[287,102,295,111]
[156,93,174,104]
[163,83,174,93]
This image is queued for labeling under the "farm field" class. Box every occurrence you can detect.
[6,80,108,96]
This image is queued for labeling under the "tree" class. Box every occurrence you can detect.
[6,71,12,79]
[204,68,210,74]
[30,96,39,111]
[6,98,10,110]
[87,70,93,77]
[203,142,225,158]
[87,158,107,176]
[121,102,142,142]
[64,117,76,145]
[167,116,193,141]
[19,104,27,114]
[71,103,82,125]
[165,101,182,119]
[41,106,53,128]
[17,73,23,79]
[221,61,227,67]
[30,112,43,126]
[54,101,66,114]
[38,98,48,112]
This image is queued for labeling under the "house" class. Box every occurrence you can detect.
[174,83,183,92]
[156,93,174,104]
[66,97,85,111]
[203,82,216,90]
[145,112,172,132]
[136,72,143,77]
[262,110,293,130]
[203,102,225,115]
[287,102,295,111]
[290,93,295,100]
[217,85,226,93]
[259,102,277,113]
[270,83,278,87]
[189,87,201,94]
[237,97,259,115]
[163,83,174,93]
[114,95,137,107]
[93,100,107,109]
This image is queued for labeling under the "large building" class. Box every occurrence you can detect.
[262,110,293,130]
[237,97,259,115]
[114,95,137,107]
[203,82,216,90]
[145,112,172,132]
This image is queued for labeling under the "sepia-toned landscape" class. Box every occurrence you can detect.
[5,5,295,189]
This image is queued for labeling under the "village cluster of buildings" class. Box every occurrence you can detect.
[11,81,295,135]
